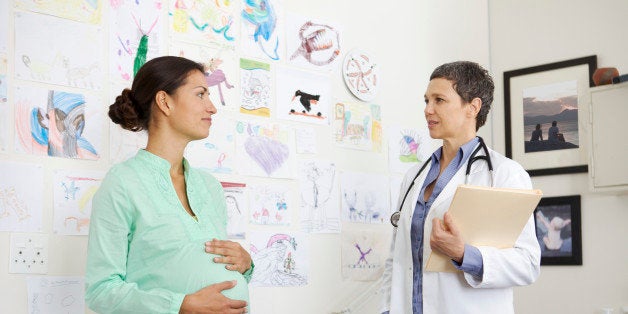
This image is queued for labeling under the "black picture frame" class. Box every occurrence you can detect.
[504,56,597,176]
[533,195,582,266]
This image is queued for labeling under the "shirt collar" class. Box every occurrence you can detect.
[136,149,191,174]
[430,137,480,168]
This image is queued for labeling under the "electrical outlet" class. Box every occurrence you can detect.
[9,233,49,274]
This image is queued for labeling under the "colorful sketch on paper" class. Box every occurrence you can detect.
[235,121,295,178]
[221,182,248,239]
[341,229,387,281]
[240,0,284,61]
[343,49,379,101]
[0,161,43,232]
[170,41,238,109]
[240,58,271,117]
[286,13,342,71]
[333,102,382,151]
[248,183,291,226]
[0,53,8,152]
[276,66,331,125]
[26,276,85,314]
[0,1,8,52]
[298,160,340,233]
[15,12,104,90]
[249,231,308,287]
[110,0,162,83]
[53,170,104,235]
[16,0,102,24]
[185,117,236,174]
[169,0,238,46]
[387,126,432,174]
[14,85,103,160]
[340,171,389,224]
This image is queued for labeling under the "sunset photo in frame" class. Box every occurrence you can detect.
[504,56,597,176]
[533,195,582,266]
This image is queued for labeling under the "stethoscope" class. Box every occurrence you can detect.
[390,136,494,227]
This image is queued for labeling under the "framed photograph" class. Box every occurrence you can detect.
[504,56,597,176]
[533,195,582,266]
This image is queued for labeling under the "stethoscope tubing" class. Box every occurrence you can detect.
[390,137,494,227]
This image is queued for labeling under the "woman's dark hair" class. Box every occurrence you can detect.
[430,61,495,131]
[109,56,205,131]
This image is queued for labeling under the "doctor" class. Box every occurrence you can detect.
[380,61,540,314]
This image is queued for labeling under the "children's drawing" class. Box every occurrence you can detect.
[170,0,238,46]
[221,182,248,239]
[248,183,291,226]
[170,41,238,109]
[16,0,102,24]
[333,102,382,151]
[0,161,43,232]
[185,117,236,174]
[343,49,379,101]
[0,53,8,152]
[286,13,342,71]
[276,66,331,125]
[249,232,308,287]
[240,0,284,61]
[15,85,102,160]
[299,160,340,233]
[15,12,103,90]
[294,126,317,154]
[53,170,104,235]
[340,172,389,224]
[387,126,433,174]
[341,229,387,281]
[26,276,85,314]
[110,0,162,82]
[240,58,272,117]
[235,121,295,178]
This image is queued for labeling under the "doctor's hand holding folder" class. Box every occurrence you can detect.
[427,184,543,272]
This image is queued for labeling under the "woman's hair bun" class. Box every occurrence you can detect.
[108,88,145,131]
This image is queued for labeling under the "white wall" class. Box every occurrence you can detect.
[0,1,490,313]
[488,1,628,313]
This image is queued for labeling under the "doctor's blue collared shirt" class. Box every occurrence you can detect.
[409,137,484,314]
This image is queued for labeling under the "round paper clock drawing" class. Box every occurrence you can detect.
[343,50,379,101]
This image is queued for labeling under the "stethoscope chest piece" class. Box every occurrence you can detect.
[390,211,401,227]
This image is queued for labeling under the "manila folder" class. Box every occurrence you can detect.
[425,184,543,273]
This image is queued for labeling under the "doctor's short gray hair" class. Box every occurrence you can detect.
[430,61,494,131]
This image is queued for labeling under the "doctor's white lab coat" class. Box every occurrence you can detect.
[380,146,541,314]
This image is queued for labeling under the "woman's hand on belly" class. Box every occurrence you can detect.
[205,239,253,274]
[179,280,247,314]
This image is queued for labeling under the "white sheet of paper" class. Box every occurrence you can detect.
[53,169,105,235]
[16,0,101,24]
[295,126,317,154]
[240,0,284,61]
[15,12,104,90]
[109,0,163,83]
[340,171,390,224]
[298,159,340,233]
[221,182,248,239]
[386,126,432,174]
[185,116,236,174]
[341,227,388,281]
[0,53,8,153]
[235,120,296,178]
[0,161,43,232]
[249,231,308,287]
[276,66,331,125]
[248,183,292,226]
[26,276,85,314]
[332,102,382,151]
[285,12,343,72]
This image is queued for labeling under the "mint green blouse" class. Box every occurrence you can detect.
[86,150,251,313]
